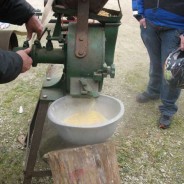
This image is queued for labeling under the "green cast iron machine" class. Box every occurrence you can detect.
[17,0,122,98]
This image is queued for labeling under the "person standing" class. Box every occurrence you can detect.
[132,0,184,129]
[0,0,43,83]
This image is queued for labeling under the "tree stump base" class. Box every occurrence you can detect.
[44,141,120,184]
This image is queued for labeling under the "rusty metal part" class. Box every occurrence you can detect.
[0,30,18,51]
[23,100,51,184]
[75,0,89,58]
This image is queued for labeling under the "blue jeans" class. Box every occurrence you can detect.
[140,20,181,117]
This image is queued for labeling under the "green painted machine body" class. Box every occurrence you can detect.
[15,0,122,98]
[67,23,105,97]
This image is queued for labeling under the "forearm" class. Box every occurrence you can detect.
[132,0,144,21]
[0,0,35,25]
[0,49,23,83]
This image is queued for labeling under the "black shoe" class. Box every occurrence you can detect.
[136,92,159,103]
[159,114,171,129]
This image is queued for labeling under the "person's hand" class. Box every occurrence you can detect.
[25,15,43,40]
[140,18,146,29]
[180,34,184,51]
[16,48,33,73]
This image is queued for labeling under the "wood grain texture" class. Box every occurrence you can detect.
[44,141,120,184]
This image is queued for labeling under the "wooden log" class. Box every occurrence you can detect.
[44,141,120,184]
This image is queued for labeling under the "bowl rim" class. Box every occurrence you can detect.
[47,94,124,128]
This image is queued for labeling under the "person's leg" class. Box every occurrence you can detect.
[159,29,181,120]
[137,21,161,102]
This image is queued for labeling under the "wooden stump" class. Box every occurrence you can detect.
[44,141,120,184]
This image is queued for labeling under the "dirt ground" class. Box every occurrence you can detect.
[0,0,184,183]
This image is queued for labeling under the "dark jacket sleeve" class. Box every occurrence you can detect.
[132,0,144,21]
[0,0,35,25]
[0,49,23,84]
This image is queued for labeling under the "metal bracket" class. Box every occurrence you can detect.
[75,0,89,58]
[79,78,99,97]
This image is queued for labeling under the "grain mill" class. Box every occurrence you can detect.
[2,0,123,183]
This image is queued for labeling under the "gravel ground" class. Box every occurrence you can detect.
[0,0,184,183]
